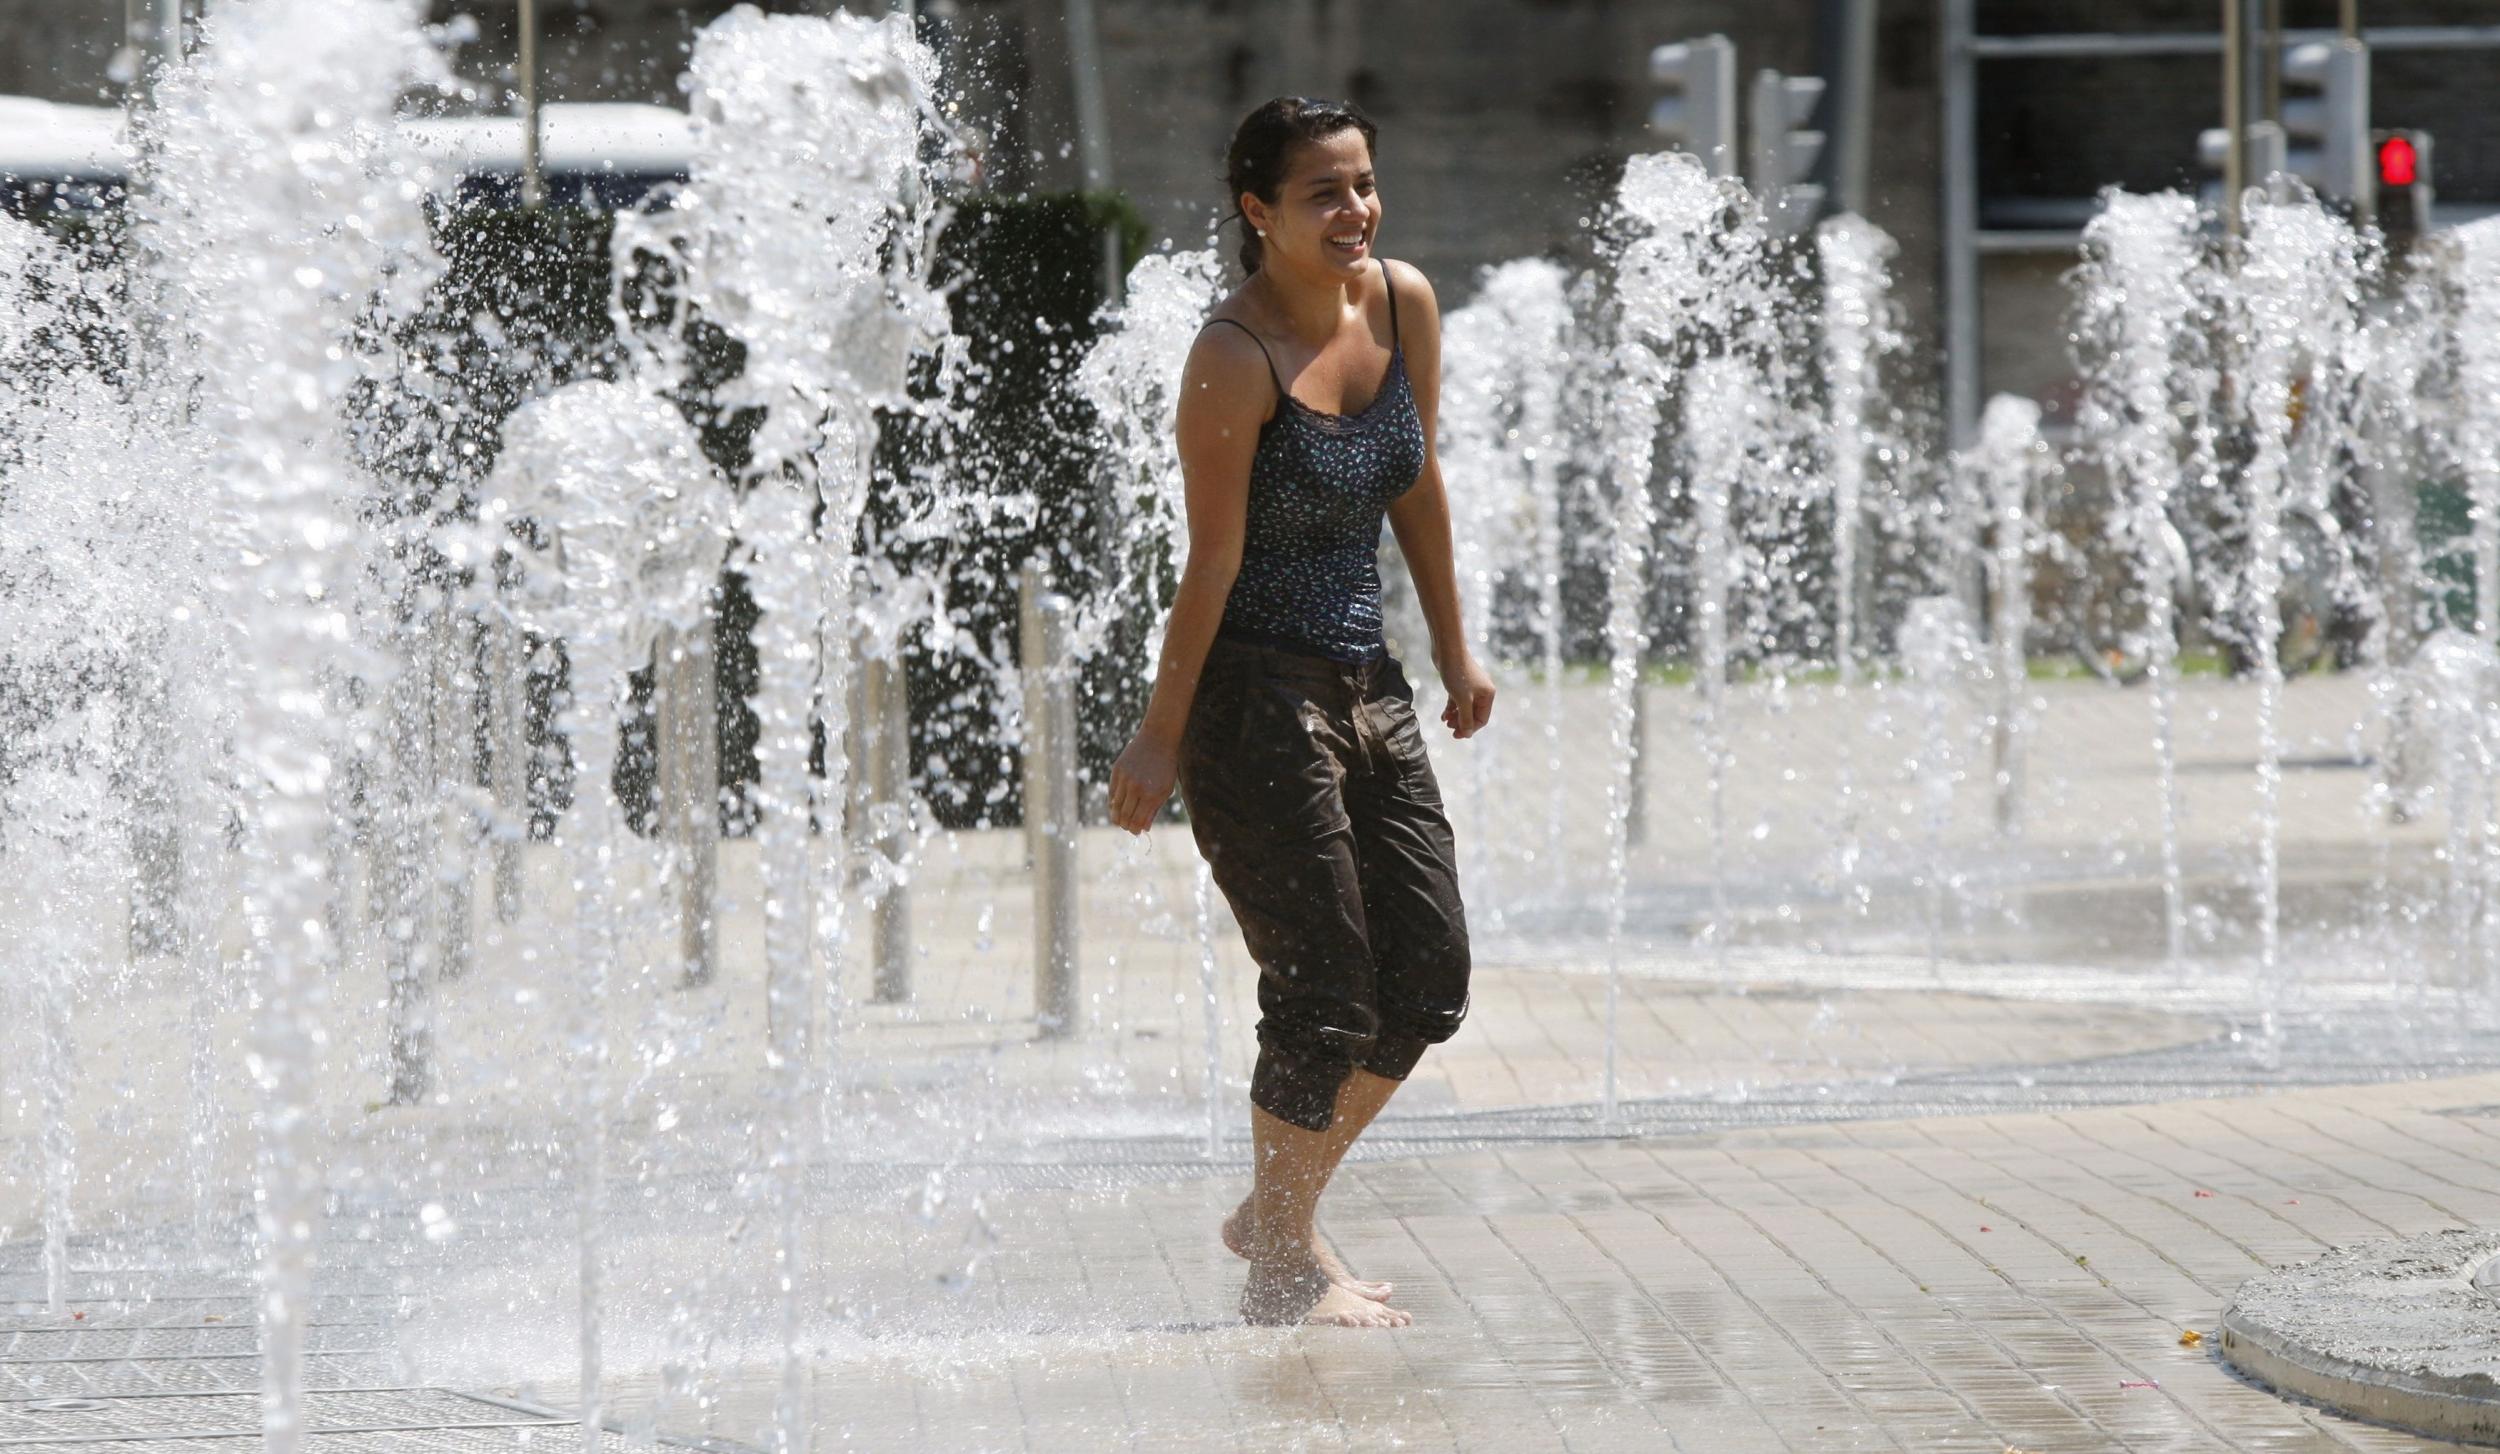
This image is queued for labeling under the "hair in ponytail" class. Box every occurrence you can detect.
[1221,96,1378,274]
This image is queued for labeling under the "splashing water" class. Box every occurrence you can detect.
[2224,190,2369,1048]
[0,709,127,1312]
[1816,216,1899,688]
[137,2,453,1445]
[1963,394,2048,840]
[483,378,728,1454]
[2075,191,2208,961]
[1434,258,1575,911]
[612,14,945,1454]
[1593,153,1774,1125]
[1899,597,1979,970]
[1075,246,1226,1152]
[2405,631,2500,1010]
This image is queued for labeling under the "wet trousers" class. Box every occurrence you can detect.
[1175,635,1472,1132]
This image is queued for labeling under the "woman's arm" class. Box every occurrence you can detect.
[1383,260,1496,738]
[1106,325,1272,832]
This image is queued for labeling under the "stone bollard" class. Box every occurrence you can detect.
[1020,562,1080,1037]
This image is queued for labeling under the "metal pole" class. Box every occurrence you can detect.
[126,655,183,957]
[518,0,544,211]
[1021,563,1080,1036]
[488,615,528,923]
[431,594,475,986]
[2261,0,2284,126]
[156,0,181,71]
[1062,0,1123,302]
[2224,0,2247,235]
[2342,0,2359,41]
[655,620,719,987]
[866,653,912,1004]
[1624,673,1648,847]
[1940,0,1980,446]
[1815,0,1877,217]
[383,607,438,1108]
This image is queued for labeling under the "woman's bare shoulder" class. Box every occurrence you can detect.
[1380,258,1440,320]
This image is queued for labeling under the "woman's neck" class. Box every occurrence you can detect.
[1254,261,1363,347]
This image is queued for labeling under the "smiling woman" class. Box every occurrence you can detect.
[1104,94,1498,1334]
[1219,97,1380,278]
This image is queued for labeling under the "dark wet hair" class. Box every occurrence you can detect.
[1222,96,1379,274]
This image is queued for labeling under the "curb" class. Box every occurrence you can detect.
[2219,1228,2500,1448]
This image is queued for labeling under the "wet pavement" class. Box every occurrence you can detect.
[526,1068,2500,1452]
[7,671,2499,1451]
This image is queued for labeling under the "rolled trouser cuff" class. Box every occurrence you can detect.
[1251,1043,1351,1132]
[1359,1030,1432,1082]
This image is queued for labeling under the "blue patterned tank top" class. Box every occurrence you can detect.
[1201,260,1427,664]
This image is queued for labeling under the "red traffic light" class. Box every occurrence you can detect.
[2379,133,2419,188]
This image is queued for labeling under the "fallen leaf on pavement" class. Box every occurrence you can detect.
[2179,1329,2204,1347]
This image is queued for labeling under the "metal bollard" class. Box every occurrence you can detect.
[124,651,184,958]
[382,604,439,1107]
[654,620,719,987]
[487,613,528,923]
[1020,563,1080,1036]
[1624,674,1648,848]
[430,596,475,984]
[865,652,912,1004]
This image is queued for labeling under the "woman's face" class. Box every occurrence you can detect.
[1245,127,1380,280]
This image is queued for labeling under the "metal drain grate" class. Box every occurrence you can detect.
[0,1355,403,1402]
[0,1328,385,1361]
[0,1391,559,1445]
[0,1301,391,1336]
[0,1432,660,1454]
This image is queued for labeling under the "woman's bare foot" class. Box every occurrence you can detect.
[1239,1247,1413,1328]
[1223,1199,1393,1301]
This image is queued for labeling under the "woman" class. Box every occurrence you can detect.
[1106,97,1496,1329]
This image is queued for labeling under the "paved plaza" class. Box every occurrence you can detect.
[7,672,2499,1452]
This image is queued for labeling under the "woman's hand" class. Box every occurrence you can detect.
[1108,730,1180,833]
[1436,649,1496,739]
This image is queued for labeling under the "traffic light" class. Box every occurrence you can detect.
[2280,37,2372,217]
[1649,36,1736,179]
[1748,68,1827,236]
[2374,129,2433,253]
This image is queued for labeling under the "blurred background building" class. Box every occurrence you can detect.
[6,0,2498,432]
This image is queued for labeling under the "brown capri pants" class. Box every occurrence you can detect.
[1175,634,1473,1133]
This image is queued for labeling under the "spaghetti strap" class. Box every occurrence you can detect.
[1379,258,1399,349]
[1199,318,1285,394]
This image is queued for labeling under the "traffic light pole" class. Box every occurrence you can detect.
[2223,0,2246,235]
[1813,0,1877,217]
[1939,0,1980,446]
[2261,0,2285,129]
